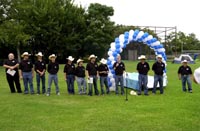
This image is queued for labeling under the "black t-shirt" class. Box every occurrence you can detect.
[19,60,33,72]
[75,66,85,77]
[34,60,46,73]
[3,59,19,72]
[178,65,192,75]
[47,62,59,74]
[98,64,109,77]
[63,63,75,75]
[86,62,98,76]
[137,62,150,75]
[113,61,125,75]
[152,61,165,75]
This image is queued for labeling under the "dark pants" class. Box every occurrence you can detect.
[88,75,99,96]
[100,76,109,94]
[66,75,75,94]
[6,73,22,93]
[153,74,163,94]
[36,73,46,94]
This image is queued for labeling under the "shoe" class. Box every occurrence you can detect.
[46,93,50,96]
[137,93,141,95]
[57,92,60,96]
[152,93,156,95]
[189,90,193,93]
[144,94,149,96]
[37,93,40,95]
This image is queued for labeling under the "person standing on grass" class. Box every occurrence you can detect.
[178,60,193,93]
[34,52,46,95]
[86,54,99,96]
[98,58,110,95]
[152,55,165,94]
[46,54,60,96]
[113,54,125,95]
[3,53,22,93]
[19,52,34,94]
[75,59,87,95]
[136,55,150,96]
[64,56,76,95]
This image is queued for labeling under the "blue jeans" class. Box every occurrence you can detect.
[88,75,99,96]
[36,73,46,94]
[153,74,163,94]
[22,72,34,94]
[138,74,148,95]
[115,75,124,94]
[100,76,109,94]
[181,75,192,92]
[47,74,59,94]
[77,77,87,94]
[66,75,75,94]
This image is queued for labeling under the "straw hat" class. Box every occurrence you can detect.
[77,59,84,64]
[138,55,146,60]
[21,52,31,57]
[48,54,57,60]
[181,60,188,63]
[88,54,97,60]
[100,58,107,64]
[66,56,74,61]
[35,52,43,57]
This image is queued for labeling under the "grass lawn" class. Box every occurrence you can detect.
[0,61,200,131]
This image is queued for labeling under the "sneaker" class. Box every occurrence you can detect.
[57,92,60,96]
[46,93,50,96]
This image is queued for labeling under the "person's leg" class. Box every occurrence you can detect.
[47,74,53,95]
[41,74,46,94]
[88,83,93,96]
[143,75,148,95]
[23,72,29,94]
[100,77,105,95]
[77,77,82,94]
[104,77,109,94]
[186,75,192,92]
[66,75,71,94]
[181,76,187,92]
[115,76,119,94]
[14,73,22,93]
[137,74,142,95]
[71,75,75,94]
[28,72,34,94]
[152,75,159,94]
[82,78,87,94]
[54,74,60,94]
[93,76,99,95]
[6,74,16,93]
[120,76,124,95]
[159,76,164,94]
[36,73,40,94]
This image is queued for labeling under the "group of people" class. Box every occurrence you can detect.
[3,52,193,96]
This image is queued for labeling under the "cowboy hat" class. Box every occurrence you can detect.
[156,55,163,59]
[48,54,57,60]
[35,52,43,57]
[88,54,97,60]
[138,55,146,60]
[21,52,31,57]
[100,58,107,64]
[77,59,84,64]
[181,60,188,63]
[66,56,74,61]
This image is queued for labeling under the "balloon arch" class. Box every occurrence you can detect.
[106,29,167,90]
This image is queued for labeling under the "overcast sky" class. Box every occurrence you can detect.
[75,0,200,39]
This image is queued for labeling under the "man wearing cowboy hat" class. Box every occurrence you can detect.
[19,52,34,94]
[98,58,109,95]
[64,56,76,94]
[34,52,46,94]
[152,54,165,94]
[75,59,87,95]
[86,54,99,96]
[113,54,125,95]
[137,55,150,95]
[178,60,193,93]
[3,53,22,93]
[46,54,60,96]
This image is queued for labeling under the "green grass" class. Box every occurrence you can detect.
[0,61,200,131]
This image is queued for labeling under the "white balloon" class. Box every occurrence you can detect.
[156,48,165,52]
[151,41,161,47]
[119,34,125,43]
[111,61,116,65]
[120,48,123,53]
[143,35,153,43]
[194,67,200,84]
[136,31,144,40]
[120,42,124,48]
[108,73,113,78]
[110,78,115,83]
[108,56,115,61]
[108,51,113,56]
[110,42,115,47]
[111,46,116,52]
[129,30,134,41]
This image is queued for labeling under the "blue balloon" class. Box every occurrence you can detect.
[107,60,112,65]
[132,30,140,41]
[112,51,118,57]
[111,69,115,74]
[108,64,113,69]
[116,48,121,53]
[138,32,149,42]
[108,82,112,87]
[115,38,120,43]
[115,43,120,49]
[124,32,129,39]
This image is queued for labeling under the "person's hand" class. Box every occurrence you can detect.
[20,75,23,80]
[179,77,181,80]
[32,73,34,78]
[116,63,119,67]
[10,66,14,70]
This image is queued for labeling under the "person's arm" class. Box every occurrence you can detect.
[64,65,67,80]
[19,69,23,79]
[123,62,126,73]
[32,68,34,78]
[136,63,139,72]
